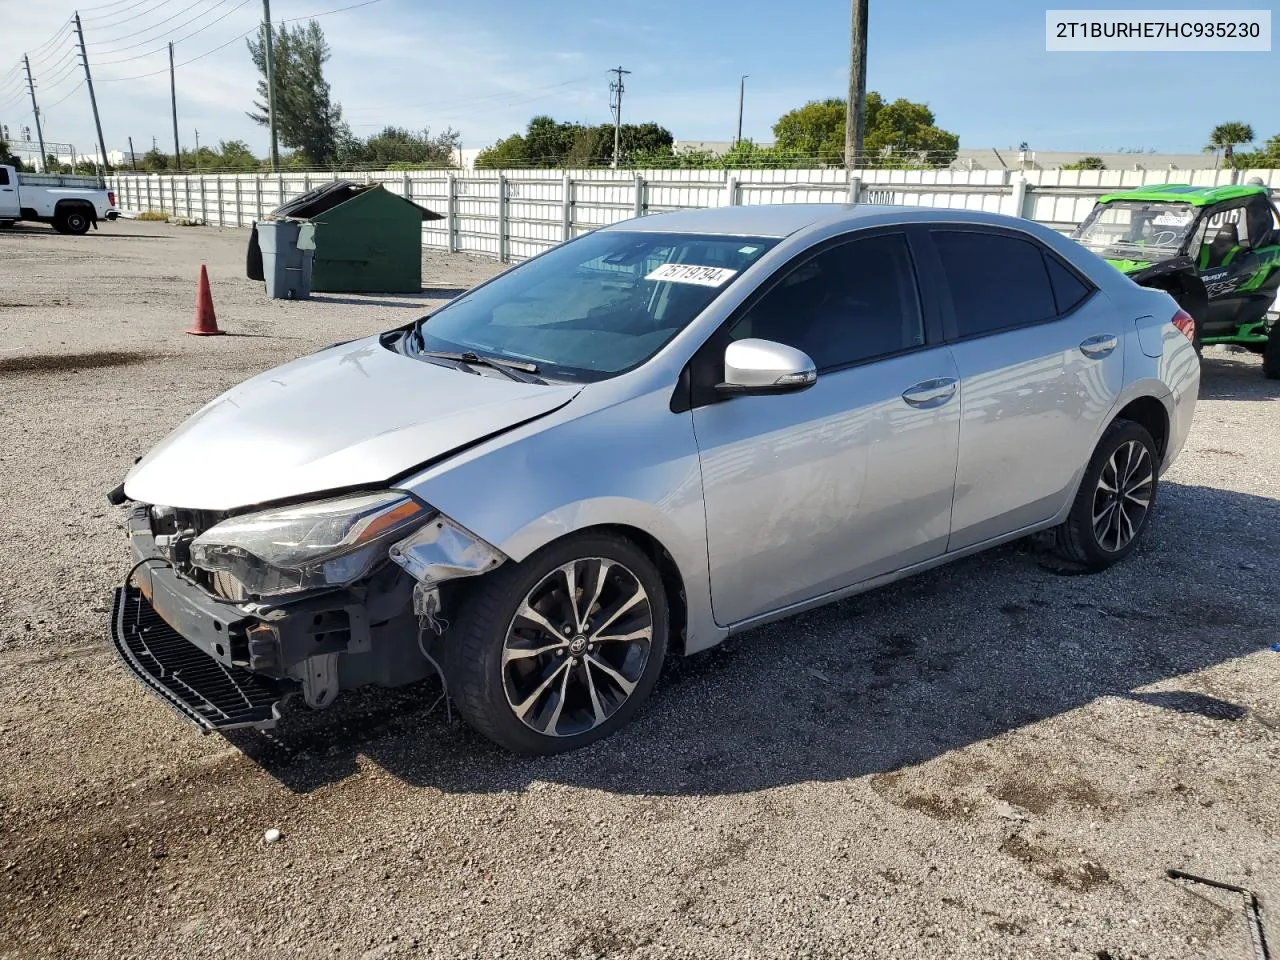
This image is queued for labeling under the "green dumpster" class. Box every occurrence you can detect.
[247,181,443,295]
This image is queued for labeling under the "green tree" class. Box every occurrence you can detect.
[866,98,958,167]
[1206,122,1255,168]
[1232,133,1279,170]
[216,139,260,170]
[1062,156,1106,170]
[475,133,529,168]
[248,21,348,165]
[350,126,460,167]
[772,97,849,164]
[772,93,958,168]
[476,116,675,168]
[142,148,171,172]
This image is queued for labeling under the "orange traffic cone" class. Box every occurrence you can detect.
[186,264,225,336]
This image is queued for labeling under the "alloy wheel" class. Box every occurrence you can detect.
[501,558,653,738]
[1092,439,1154,552]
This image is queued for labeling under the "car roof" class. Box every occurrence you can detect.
[602,202,1048,239]
[1096,183,1270,207]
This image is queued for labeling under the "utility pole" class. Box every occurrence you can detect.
[22,56,47,173]
[608,66,630,170]
[845,0,868,172]
[736,75,748,146]
[262,0,280,172]
[127,135,138,171]
[194,129,200,173]
[73,13,110,175]
[169,42,181,172]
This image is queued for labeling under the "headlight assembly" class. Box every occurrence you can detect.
[190,491,431,599]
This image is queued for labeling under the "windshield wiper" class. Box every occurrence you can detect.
[418,349,544,383]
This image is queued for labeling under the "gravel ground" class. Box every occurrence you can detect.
[1,218,1277,960]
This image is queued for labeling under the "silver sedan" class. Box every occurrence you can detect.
[110,203,1201,754]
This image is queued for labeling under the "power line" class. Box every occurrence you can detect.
[95,21,256,80]
[280,0,388,23]
[45,80,87,111]
[27,21,76,58]
[82,0,180,30]
[89,0,233,54]
[345,75,598,125]
[32,46,82,78]
[94,0,386,82]
[35,51,88,92]
[78,0,160,16]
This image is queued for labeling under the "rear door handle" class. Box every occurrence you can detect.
[1079,334,1118,358]
[901,377,958,408]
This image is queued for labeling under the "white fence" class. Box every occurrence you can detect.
[109,166,1280,264]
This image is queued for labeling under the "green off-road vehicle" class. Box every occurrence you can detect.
[1072,183,1280,378]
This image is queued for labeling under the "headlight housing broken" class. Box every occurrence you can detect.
[190,491,431,599]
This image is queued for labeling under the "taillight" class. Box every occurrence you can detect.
[108,191,116,207]
[1171,309,1196,343]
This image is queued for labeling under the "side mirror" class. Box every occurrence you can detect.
[716,338,817,395]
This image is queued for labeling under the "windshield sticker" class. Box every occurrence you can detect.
[1152,212,1193,227]
[738,245,760,254]
[645,263,739,287]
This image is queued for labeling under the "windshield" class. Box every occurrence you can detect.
[403,230,778,382]
[1072,201,1198,260]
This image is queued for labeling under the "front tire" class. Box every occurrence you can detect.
[1264,327,1280,380]
[445,532,668,755]
[1052,420,1159,570]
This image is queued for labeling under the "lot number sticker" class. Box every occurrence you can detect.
[645,263,739,287]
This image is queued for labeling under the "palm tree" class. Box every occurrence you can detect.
[1206,122,1255,169]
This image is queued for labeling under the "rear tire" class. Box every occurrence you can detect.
[1052,419,1159,570]
[1264,327,1280,380]
[59,208,91,235]
[444,532,668,755]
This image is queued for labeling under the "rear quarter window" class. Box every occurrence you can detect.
[1044,254,1093,315]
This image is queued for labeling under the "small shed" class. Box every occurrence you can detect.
[247,181,443,294]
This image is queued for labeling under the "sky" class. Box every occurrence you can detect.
[1,0,1277,161]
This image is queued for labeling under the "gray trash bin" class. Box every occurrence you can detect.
[256,219,314,300]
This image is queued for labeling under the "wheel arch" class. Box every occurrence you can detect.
[54,198,97,222]
[578,522,690,656]
[1112,393,1170,459]
[473,503,707,657]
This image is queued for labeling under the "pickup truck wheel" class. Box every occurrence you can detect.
[1264,327,1280,380]
[445,533,668,755]
[1052,419,1159,570]
[60,209,92,235]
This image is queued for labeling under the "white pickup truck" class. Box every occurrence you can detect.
[0,164,119,234]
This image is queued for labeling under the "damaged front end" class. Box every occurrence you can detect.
[109,489,505,733]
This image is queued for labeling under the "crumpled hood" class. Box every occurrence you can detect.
[124,337,580,511]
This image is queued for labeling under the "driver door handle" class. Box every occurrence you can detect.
[901,377,958,408]
[1080,334,1118,358]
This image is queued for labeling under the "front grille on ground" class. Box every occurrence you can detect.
[110,584,294,732]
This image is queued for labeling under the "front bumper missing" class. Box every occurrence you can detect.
[110,583,295,732]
